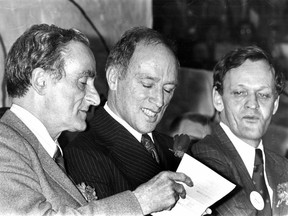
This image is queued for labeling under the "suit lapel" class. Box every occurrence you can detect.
[38,145,87,205]
[265,150,278,192]
[1,111,87,205]
[265,150,288,215]
[214,125,256,212]
[215,125,255,191]
[215,125,288,215]
[95,107,162,188]
[266,152,279,214]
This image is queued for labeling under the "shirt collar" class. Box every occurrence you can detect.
[104,103,153,142]
[219,122,272,201]
[220,122,265,177]
[10,104,61,157]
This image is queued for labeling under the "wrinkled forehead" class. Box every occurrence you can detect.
[224,60,275,88]
[63,41,97,78]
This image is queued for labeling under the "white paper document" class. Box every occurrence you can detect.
[153,153,235,216]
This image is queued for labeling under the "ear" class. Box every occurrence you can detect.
[272,95,280,115]
[31,68,47,95]
[106,66,119,91]
[213,87,224,112]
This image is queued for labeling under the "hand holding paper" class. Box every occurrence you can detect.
[153,153,235,216]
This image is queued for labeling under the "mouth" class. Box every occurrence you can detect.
[80,109,88,113]
[79,109,88,117]
[242,115,260,122]
[141,108,158,118]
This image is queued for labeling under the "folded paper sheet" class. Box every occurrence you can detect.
[153,153,235,216]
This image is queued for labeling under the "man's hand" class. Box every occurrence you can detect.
[133,171,193,215]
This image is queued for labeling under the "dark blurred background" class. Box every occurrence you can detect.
[153,0,288,72]
[152,0,288,157]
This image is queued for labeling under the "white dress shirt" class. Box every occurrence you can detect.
[10,104,61,158]
[220,122,273,204]
[104,103,154,142]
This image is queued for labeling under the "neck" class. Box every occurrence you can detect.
[12,100,61,141]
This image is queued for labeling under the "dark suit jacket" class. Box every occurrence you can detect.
[191,124,288,216]
[64,106,180,199]
[0,110,143,215]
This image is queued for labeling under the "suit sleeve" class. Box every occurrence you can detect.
[191,138,235,181]
[0,125,143,216]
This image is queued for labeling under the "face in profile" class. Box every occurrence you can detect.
[46,41,100,133]
[213,59,279,147]
[113,43,178,134]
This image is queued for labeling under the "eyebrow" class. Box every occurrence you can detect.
[139,75,178,86]
[81,70,96,78]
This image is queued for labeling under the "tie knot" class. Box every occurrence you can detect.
[255,149,263,166]
[142,134,154,149]
[142,133,152,142]
[53,146,66,173]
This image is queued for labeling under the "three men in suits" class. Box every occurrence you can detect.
[0,23,193,215]
[191,46,288,215]
[64,26,182,199]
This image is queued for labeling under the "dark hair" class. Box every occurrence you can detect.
[5,24,90,98]
[213,46,285,95]
[105,26,179,78]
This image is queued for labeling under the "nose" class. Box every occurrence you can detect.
[149,88,164,108]
[245,93,259,110]
[85,85,100,107]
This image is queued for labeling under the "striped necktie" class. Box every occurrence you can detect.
[53,146,66,174]
[252,149,271,215]
[141,134,160,163]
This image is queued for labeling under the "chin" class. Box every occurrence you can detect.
[143,124,157,133]
[71,122,87,132]
[243,130,262,139]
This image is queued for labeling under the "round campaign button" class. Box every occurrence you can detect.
[250,191,264,210]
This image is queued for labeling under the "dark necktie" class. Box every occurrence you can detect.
[141,134,160,163]
[53,147,66,174]
[252,149,271,215]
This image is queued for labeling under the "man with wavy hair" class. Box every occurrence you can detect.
[0,23,192,215]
